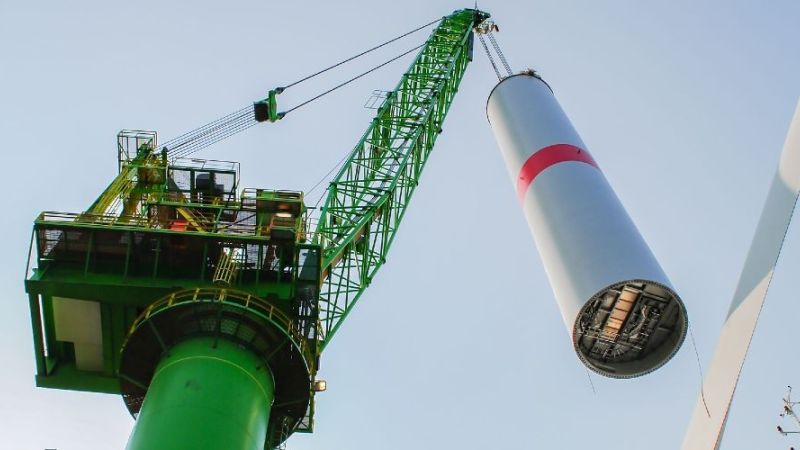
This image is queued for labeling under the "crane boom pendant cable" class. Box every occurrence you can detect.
[283,43,425,115]
[161,17,443,161]
[283,16,442,89]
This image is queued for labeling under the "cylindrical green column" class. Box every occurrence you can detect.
[125,337,274,450]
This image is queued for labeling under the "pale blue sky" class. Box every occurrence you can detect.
[2,1,800,449]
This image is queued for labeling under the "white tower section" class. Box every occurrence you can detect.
[487,73,688,378]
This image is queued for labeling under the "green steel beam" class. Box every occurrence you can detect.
[313,8,489,349]
[27,293,46,376]
[35,364,121,394]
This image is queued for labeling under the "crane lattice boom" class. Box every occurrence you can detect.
[314,9,489,348]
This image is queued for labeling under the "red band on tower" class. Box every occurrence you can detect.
[517,143,599,201]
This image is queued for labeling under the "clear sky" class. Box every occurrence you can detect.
[2,1,800,449]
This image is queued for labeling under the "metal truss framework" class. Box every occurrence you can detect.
[314,9,489,348]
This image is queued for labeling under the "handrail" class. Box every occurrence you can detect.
[130,288,316,371]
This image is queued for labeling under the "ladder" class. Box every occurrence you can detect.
[212,247,243,285]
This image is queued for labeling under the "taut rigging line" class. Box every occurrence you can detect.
[160,16,444,160]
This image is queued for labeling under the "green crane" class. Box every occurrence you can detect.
[24,8,490,450]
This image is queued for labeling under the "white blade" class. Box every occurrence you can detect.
[682,99,800,450]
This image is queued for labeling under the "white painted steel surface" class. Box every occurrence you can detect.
[682,99,800,450]
[487,74,687,377]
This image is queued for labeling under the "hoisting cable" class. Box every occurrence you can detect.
[477,34,502,80]
[475,19,512,80]
[160,17,442,161]
[487,32,513,77]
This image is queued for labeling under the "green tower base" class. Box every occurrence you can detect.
[125,338,274,450]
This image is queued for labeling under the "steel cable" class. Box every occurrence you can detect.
[161,107,251,150]
[162,106,255,159]
[477,34,502,80]
[284,43,425,115]
[159,17,440,160]
[168,116,256,160]
[487,32,513,76]
[168,116,251,157]
[283,16,442,89]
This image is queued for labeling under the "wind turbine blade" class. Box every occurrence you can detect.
[682,99,800,450]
